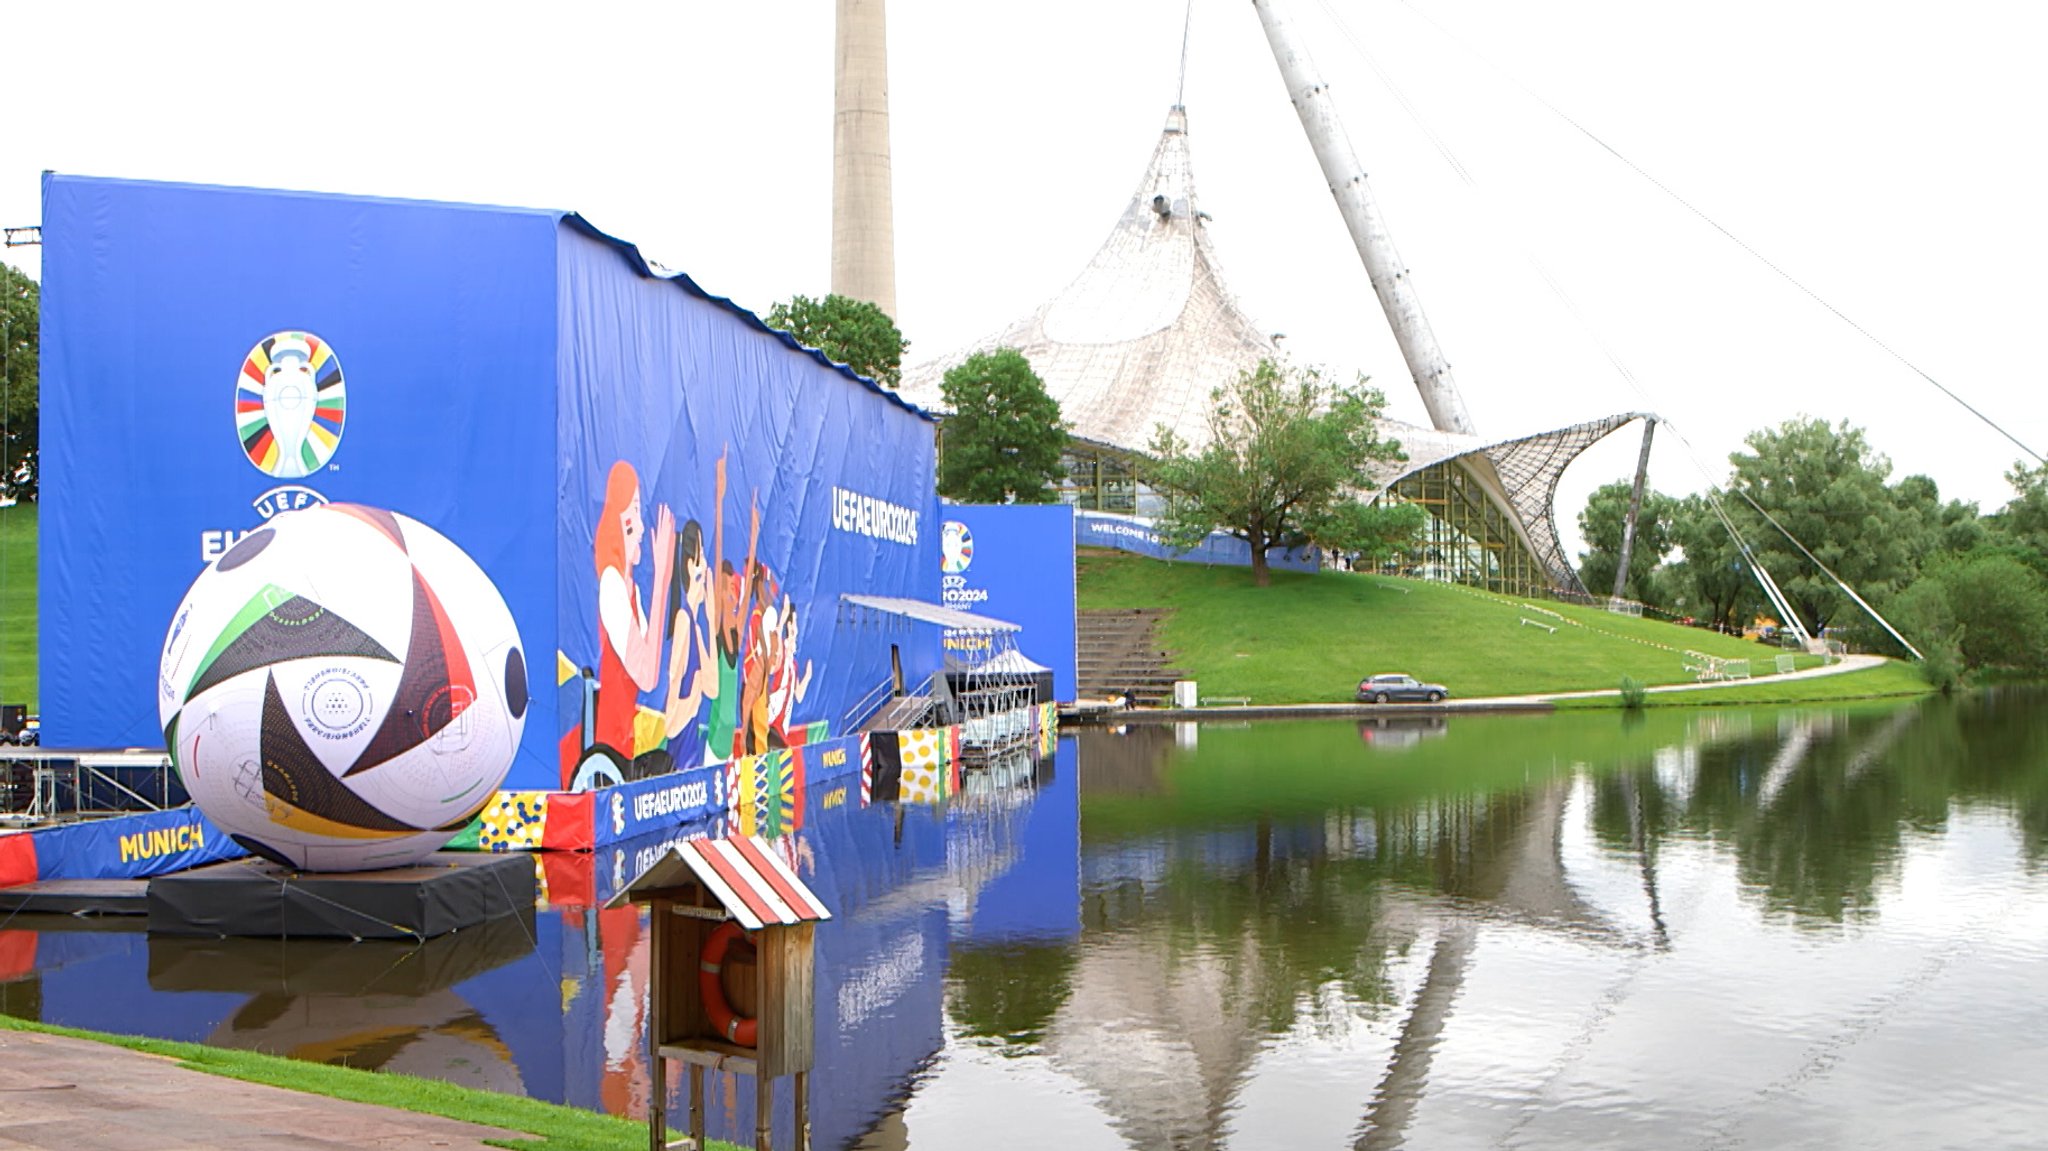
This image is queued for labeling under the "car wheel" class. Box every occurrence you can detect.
[1427,691,1443,703]
[1374,692,1389,704]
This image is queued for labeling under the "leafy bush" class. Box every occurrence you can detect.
[1916,643,1964,693]
[1619,674,1647,709]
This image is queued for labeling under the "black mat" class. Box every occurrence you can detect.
[0,879,149,916]
[146,852,536,940]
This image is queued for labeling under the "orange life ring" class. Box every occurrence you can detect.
[700,920,758,1047]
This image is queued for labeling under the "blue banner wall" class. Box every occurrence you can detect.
[1074,509,1320,573]
[39,175,940,794]
[24,806,243,882]
[940,505,1078,701]
[553,223,939,790]
[39,174,561,780]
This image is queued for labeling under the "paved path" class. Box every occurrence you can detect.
[0,1027,529,1150]
[1480,652,1889,704]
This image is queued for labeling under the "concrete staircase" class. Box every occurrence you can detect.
[1078,608,1187,706]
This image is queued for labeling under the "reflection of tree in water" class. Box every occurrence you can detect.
[1040,812,1404,1151]
[994,736,1634,1151]
[1013,699,2048,1148]
[945,941,1077,1051]
[1581,690,2048,926]
[1931,689,2048,860]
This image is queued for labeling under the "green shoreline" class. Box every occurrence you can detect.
[0,1014,725,1151]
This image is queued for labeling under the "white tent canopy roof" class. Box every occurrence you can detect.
[899,104,1645,595]
[900,106,1277,454]
[840,594,1022,632]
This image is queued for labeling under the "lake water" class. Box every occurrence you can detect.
[5,690,2047,1150]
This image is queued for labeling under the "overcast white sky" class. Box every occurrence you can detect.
[6,0,2043,562]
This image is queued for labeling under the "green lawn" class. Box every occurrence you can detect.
[0,513,1926,715]
[1076,549,1911,704]
[0,502,32,710]
[0,1014,733,1151]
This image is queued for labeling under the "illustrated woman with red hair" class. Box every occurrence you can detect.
[593,460,675,761]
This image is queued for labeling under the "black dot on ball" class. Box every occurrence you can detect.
[504,648,528,721]
[217,528,276,572]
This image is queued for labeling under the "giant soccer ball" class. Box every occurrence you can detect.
[158,504,528,872]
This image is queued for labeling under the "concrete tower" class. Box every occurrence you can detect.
[832,0,898,318]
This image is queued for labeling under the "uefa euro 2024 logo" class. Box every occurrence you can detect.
[204,331,345,562]
[237,331,346,479]
[941,521,974,574]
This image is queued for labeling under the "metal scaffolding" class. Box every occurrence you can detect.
[838,595,1044,768]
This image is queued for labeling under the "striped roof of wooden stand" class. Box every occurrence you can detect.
[606,835,831,929]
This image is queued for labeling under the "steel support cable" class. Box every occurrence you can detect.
[1651,417,1813,644]
[1732,487,1924,660]
[1383,0,2043,467]
[1526,252,1819,643]
[1176,0,1195,108]
[1306,1,1869,646]
[1314,0,1475,187]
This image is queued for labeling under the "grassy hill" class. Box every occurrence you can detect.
[0,512,1926,718]
[0,503,32,710]
[1076,548,1920,704]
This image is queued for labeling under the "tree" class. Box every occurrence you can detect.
[936,348,1066,504]
[1575,479,1677,606]
[1665,493,1763,633]
[1143,360,1423,587]
[1891,472,1986,562]
[764,293,907,389]
[0,263,35,502]
[1889,552,2048,678]
[1991,460,2048,572]
[1942,553,2048,672]
[1885,576,1963,689]
[1726,417,1923,635]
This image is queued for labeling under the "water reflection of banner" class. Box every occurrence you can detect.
[955,736,1080,944]
[2,926,237,1044]
[728,762,950,1150]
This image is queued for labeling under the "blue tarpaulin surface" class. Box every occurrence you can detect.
[1074,509,1320,573]
[40,174,940,793]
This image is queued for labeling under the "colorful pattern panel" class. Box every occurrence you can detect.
[859,734,874,806]
[897,728,952,805]
[1037,703,1060,756]
[475,790,553,852]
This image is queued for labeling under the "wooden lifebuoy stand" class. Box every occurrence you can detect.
[608,834,831,1151]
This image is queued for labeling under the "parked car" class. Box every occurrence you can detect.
[1356,673,1450,704]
